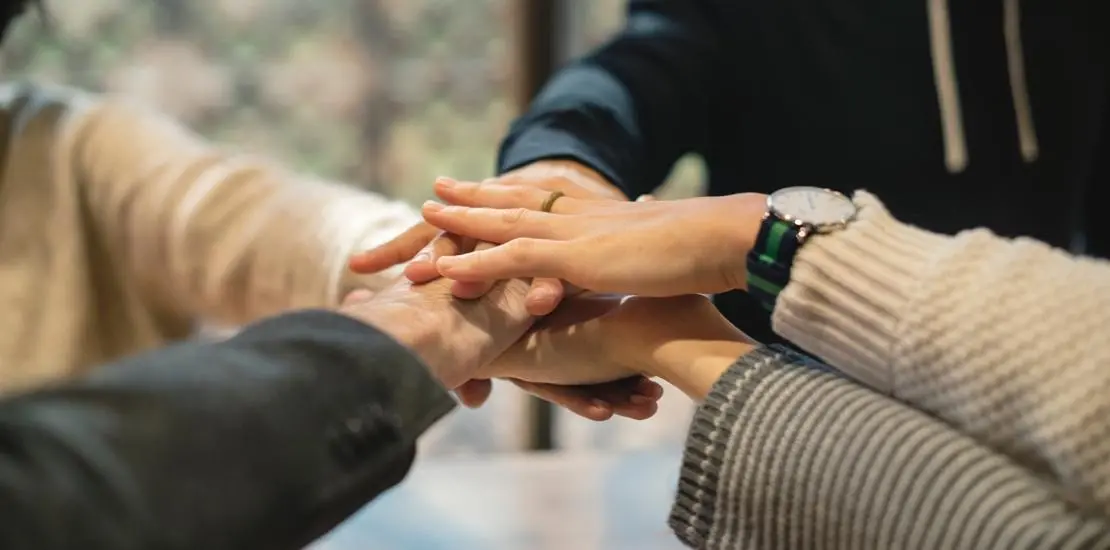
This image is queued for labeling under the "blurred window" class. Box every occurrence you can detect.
[2,0,514,205]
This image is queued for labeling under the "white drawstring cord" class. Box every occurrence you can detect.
[927,0,1040,172]
[927,0,969,173]
[1003,0,1040,163]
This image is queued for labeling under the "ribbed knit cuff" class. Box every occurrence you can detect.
[669,345,817,548]
[771,191,951,394]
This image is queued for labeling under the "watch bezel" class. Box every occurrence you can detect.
[766,186,857,234]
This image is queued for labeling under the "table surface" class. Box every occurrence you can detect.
[313,449,688,550]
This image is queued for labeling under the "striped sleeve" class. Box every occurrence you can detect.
[670,346,1110,550]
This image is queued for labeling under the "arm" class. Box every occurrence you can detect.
[669,346,1110,549]
[484,297,1110,547]
[772,191,1110,513]
[498,0,728,198]
[0,310,453,550]
[415,177,1110,511]
[65,91,419,325]
[497,313,1110,550]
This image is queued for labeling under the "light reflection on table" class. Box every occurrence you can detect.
[314,449,688,550]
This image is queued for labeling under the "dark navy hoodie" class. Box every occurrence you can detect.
[498,0,1110,341]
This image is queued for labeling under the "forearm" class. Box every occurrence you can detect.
[0,311,453,550]
[773,191,1110,512]
[498,0,725,198]
[649,335,756,400]
[73,97,419,325]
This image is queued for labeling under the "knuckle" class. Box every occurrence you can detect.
[509,185,539,204]
[500,207,529,225]
[529,175,574,193]
[506,238,538,261]
[497,173,525,188]
[432,236,457,256]
[552,176,576,191]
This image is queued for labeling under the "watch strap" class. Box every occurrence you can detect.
[746,217,802,311]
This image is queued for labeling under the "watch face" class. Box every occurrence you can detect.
[768,186,857,229]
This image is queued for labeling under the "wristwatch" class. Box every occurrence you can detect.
[746,186,857,311]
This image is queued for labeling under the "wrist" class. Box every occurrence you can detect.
[648,332,757,400]
[718,193,769,292]
[611,295,758,399]
[341,303,456,383]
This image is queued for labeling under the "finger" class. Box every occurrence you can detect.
[521,377,661,417]
[589,376,664,420]
[436,238,569,282]
[524,278,565,316]
[422,201,567,243]
[454,379,493,408]
[511,380,613,421]
[631,376,665,402]
[635,194,657,202]
[348,223,439,274]
[434,178,586,213]
[451,241,498,299]
[615,399,659,421]
[403,232,465,284]
[512,377,662,421]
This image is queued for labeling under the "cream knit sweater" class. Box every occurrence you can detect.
[0,83,418,393]
[774,192,1110,514]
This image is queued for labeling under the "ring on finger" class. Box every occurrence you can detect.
[541,190,565,213]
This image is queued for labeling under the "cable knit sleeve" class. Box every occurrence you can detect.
[772,191,1110,514]
[64,94,420,326]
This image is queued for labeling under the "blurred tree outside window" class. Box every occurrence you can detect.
[2,0,514,206]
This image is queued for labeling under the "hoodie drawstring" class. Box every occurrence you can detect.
[926,0,1039,173]
[1003,0,1040,162]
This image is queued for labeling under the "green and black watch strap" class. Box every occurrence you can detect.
[746,217,802,311]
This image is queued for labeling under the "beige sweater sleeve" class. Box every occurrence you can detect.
[67,95,420,325]
[773,192,1110,513]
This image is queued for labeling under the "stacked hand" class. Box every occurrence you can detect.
[349,160,628,315]
[342,274,753,409]
[346,159,767,414]
[419,179,766,301]
[340,274,664,420]
[484,292,755,402]
[350,160,655,418]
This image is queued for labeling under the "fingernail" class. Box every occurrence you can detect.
[630,395,653,405]
[422,200,444,212]
[591,399,610,410]
[528,287,554,303]
[412,252,430,264]
[436,256,458,270]
[435,177,456,187]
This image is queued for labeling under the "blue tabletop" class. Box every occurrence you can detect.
[312,449,688,550]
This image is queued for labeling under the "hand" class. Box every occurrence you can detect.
[339,277,661,420]
[421,180,767,297]
[341,275,534,389]
[347,160,628,315]
[488,293,757,401]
